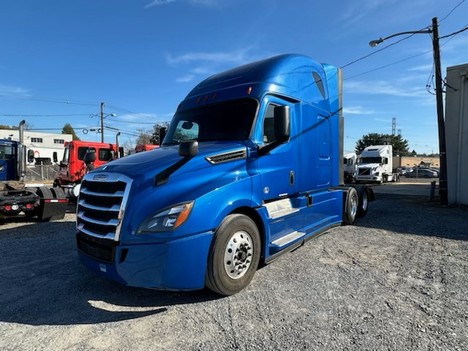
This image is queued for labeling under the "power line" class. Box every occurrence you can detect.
[340,32,423,69]
[0,95,97,107]
[344,49,431,80]
[439,24,468,39]
[0,113,90,117]
[344,22,468,80]
[340,0,467,75]
[439,0,466,23]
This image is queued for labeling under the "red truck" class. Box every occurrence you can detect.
[134,144,159,153]
[54,140,123,198]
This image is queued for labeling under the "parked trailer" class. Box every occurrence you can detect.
[0,121,67,221]
[76,54,373,295]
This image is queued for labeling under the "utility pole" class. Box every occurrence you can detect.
[100,101,105,143]
[431,17,448,206]
[369,17,448,206]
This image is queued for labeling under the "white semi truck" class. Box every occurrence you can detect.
[343,152,357,183]
[356,145,399,184]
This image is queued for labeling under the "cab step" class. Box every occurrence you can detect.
[271,231,305,253]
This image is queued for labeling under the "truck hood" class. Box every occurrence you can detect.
[85,141,252,234]
[91,141,249,180]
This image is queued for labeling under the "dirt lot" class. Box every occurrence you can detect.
[0,181,467,351]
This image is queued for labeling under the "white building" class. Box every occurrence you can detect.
[0,129,73,164]
[445,63,468,205]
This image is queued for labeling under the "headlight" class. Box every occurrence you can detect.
[137,201,194,233]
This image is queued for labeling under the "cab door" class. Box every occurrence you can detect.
[254,97,298,202]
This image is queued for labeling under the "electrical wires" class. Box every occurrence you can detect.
[341,1,467,80]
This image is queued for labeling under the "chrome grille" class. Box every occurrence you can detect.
[358,168,371,176]
[76,173,132,241]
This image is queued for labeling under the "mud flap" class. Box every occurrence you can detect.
[35,187,68,221]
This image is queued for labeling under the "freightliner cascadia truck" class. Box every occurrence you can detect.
[76,54,372,295]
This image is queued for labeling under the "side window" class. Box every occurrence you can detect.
[99,149,113,161]
[262,104,276,144]
[78,147,96,160]
[62,147,70,163]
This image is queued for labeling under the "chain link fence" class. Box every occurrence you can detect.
[24,163,59,183]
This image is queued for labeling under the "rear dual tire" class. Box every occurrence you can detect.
[343,187,359,225]
[343,186,369,225]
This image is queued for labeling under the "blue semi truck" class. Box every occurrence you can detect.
[76,54,372,295]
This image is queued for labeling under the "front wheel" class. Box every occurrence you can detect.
[205,214,261,296]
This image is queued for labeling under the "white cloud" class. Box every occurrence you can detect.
[115,113,160,122]
[145,0,176,9]
[345,80,429,98]
[373,117,391,123]
[343,106,375,115]
[165,48,260,83]
[145,0,224,8]
[0,84,30,97]
[339,0,399,24]
[188,0,220,6]
[407,64,433,72]
[176,74,196,83]
[165,49,251,67]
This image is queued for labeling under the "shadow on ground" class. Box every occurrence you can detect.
[0,222,221,326]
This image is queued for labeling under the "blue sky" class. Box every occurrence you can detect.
[1,0,467,153]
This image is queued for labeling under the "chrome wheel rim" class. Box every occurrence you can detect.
[350,193,358,218]
[224,231,253,279]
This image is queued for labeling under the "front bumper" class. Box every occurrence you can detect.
[77,231,213,291]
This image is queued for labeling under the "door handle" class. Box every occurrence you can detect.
[289,170,294,186]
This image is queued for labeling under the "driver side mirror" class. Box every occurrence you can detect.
[84,150,96,164]
[179,140,198,158]
[27,150,35,163]
[84,151,96,172]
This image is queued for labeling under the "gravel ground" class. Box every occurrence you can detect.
[0,183,467,351]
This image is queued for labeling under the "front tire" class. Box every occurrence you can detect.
[205,214,261,296]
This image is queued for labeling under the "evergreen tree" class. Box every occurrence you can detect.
[62,123,80,141]
[355,133,410,156]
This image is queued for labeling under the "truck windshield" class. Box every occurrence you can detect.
[359,157,383,164]
[163,98,258,145]
[0,144,14,160]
